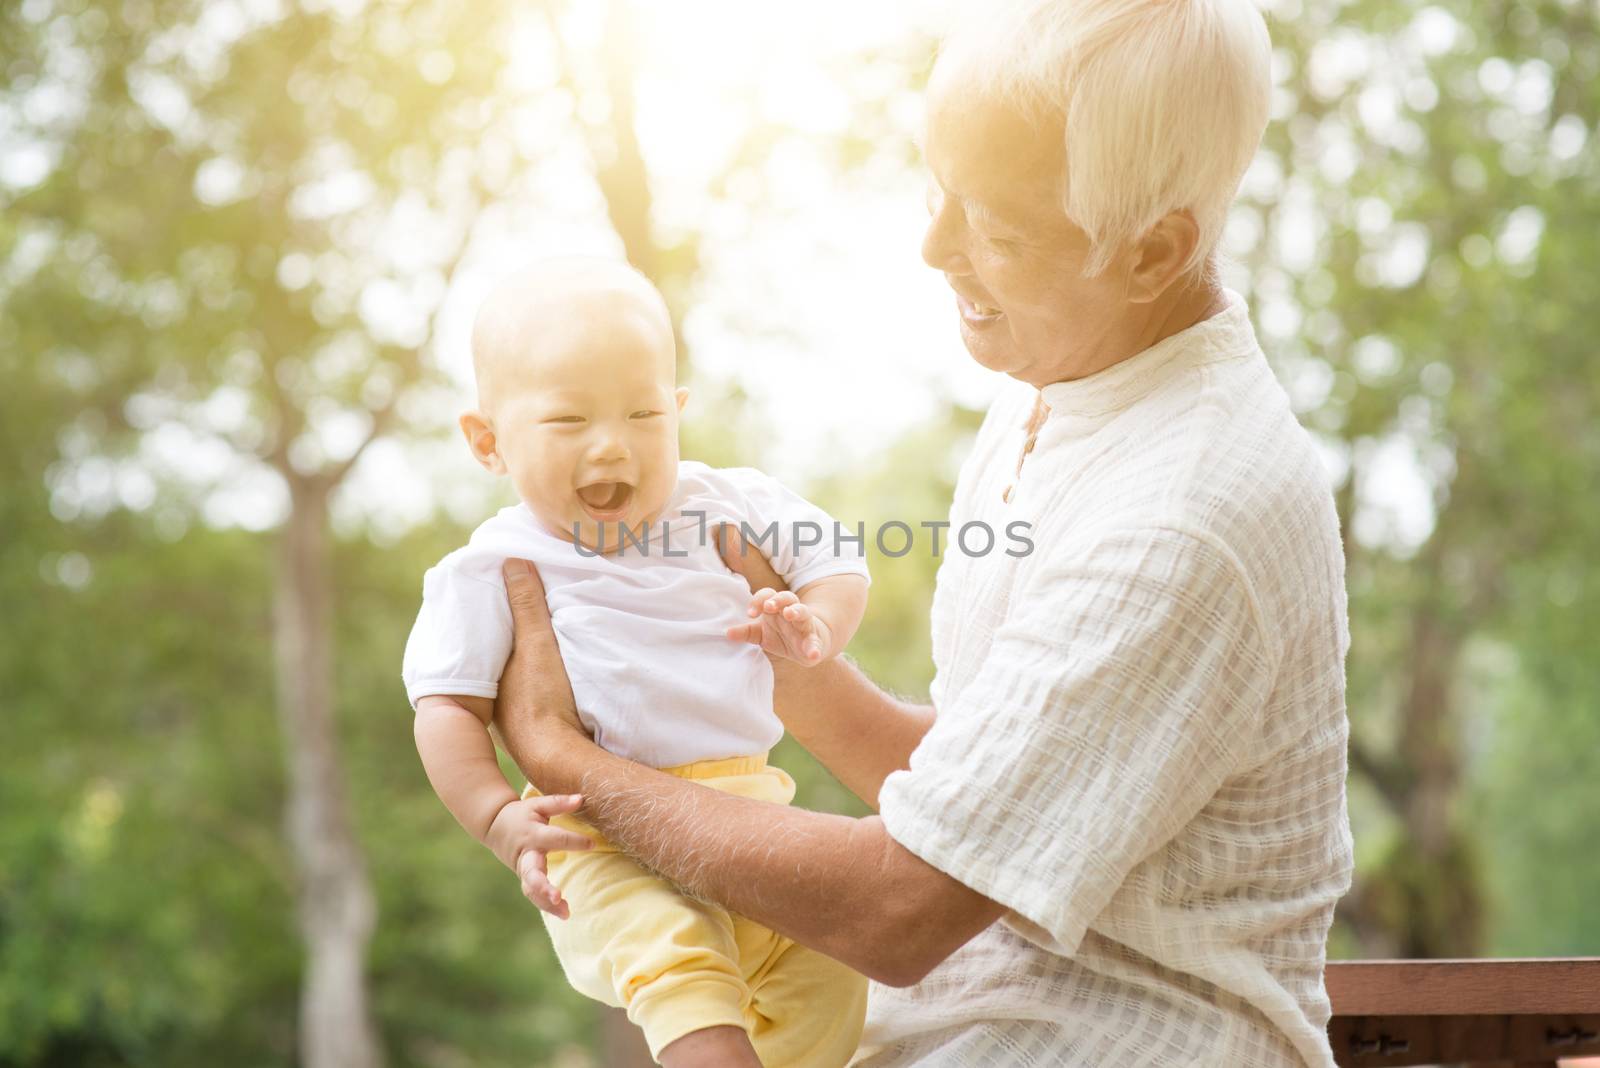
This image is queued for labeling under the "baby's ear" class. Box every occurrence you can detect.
[459,410,507,475]
[675,386,690,413]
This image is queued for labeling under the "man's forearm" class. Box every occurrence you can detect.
[485,552,989,985]
[501,725,969,985]
[772,656,934,809]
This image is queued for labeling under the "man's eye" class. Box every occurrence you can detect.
[629,410,663,419]
[980,229,1023,251]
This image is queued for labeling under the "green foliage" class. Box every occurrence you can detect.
[1,0,607,1060]
[1242,0,1600,957]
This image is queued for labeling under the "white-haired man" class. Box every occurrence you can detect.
[490,0,1354,1064]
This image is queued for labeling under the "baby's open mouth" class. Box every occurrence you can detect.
[576,480,634,517]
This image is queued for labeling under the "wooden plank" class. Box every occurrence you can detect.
[1327,959,1600,1017]
[1327,1013,1600,1066]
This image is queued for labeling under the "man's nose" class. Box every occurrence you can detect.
[920,201,968,274]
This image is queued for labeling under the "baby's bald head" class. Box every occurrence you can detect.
[470,257,676,412]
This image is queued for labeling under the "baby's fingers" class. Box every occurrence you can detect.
[526,792,584,818]
[746,587,778,617]
[537,825,595,853]
[762,590,800,615]
[517,852,569,918]
[524,874,569,919]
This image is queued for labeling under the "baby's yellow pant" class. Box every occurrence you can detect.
[525,755,867,1066]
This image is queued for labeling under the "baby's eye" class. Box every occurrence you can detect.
[629,410,663,419]
[542,415,585,424]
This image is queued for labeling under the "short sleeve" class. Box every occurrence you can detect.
[400,563,514,709]
[717,467,871,593]
[877,525,1276,954]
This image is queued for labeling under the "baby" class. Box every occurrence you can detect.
[402,258,870,1067]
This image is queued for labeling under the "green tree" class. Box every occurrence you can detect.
[1246,0,1600,956]
[2,1,930,1062]
[0,0,692,1061]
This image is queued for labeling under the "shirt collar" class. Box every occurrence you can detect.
[1036,288,1256,421]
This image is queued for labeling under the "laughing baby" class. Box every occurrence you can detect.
[403,258,869,1066]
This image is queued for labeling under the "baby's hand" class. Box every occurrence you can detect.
[726,588,833,666]
[485,794,592,920]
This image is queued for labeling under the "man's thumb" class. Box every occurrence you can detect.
[715,524,746,575]
[716,523,786,593]
[501,558,549,618]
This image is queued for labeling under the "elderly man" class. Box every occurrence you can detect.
[493,0,1355,1064]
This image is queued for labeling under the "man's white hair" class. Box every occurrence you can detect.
[940,0,1272,279]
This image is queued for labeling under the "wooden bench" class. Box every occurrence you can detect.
[1328,959,1600,1067]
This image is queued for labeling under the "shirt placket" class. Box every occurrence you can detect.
[1001,392,1049,505]
[943,395,1046,696]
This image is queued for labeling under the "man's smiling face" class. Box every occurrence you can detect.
[920,54,1133,387]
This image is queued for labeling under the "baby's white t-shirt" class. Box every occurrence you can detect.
[401,460,870,768]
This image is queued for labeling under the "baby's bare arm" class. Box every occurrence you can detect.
[414,694,520,844]
[414,693,591,915]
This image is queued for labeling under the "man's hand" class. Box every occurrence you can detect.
[496,558,590,779]
[729,587,832,664]
[483,793,592,920]
[717,522,787,594]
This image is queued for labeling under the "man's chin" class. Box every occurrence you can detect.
[959,321,1019,374]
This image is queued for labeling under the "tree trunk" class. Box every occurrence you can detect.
[273,473,384,1068]
[1387,597,1483,958]
[1343,532,1485,959]
[594,0,658,281]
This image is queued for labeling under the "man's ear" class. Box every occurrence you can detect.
[675,386,690,413]
[459,410,508,475]
[1127,210,1202,304]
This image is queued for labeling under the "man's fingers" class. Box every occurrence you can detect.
[501,558,553,629]
[717,523,788,594]
[726,621,762,645]
[496,557,589,744]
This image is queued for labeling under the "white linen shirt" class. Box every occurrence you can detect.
[857,290,1354,1067]
[401,461,870,768]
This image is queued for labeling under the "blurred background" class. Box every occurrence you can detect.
[2,0,1597,1064]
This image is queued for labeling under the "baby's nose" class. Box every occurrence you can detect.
[590,436,629,462]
